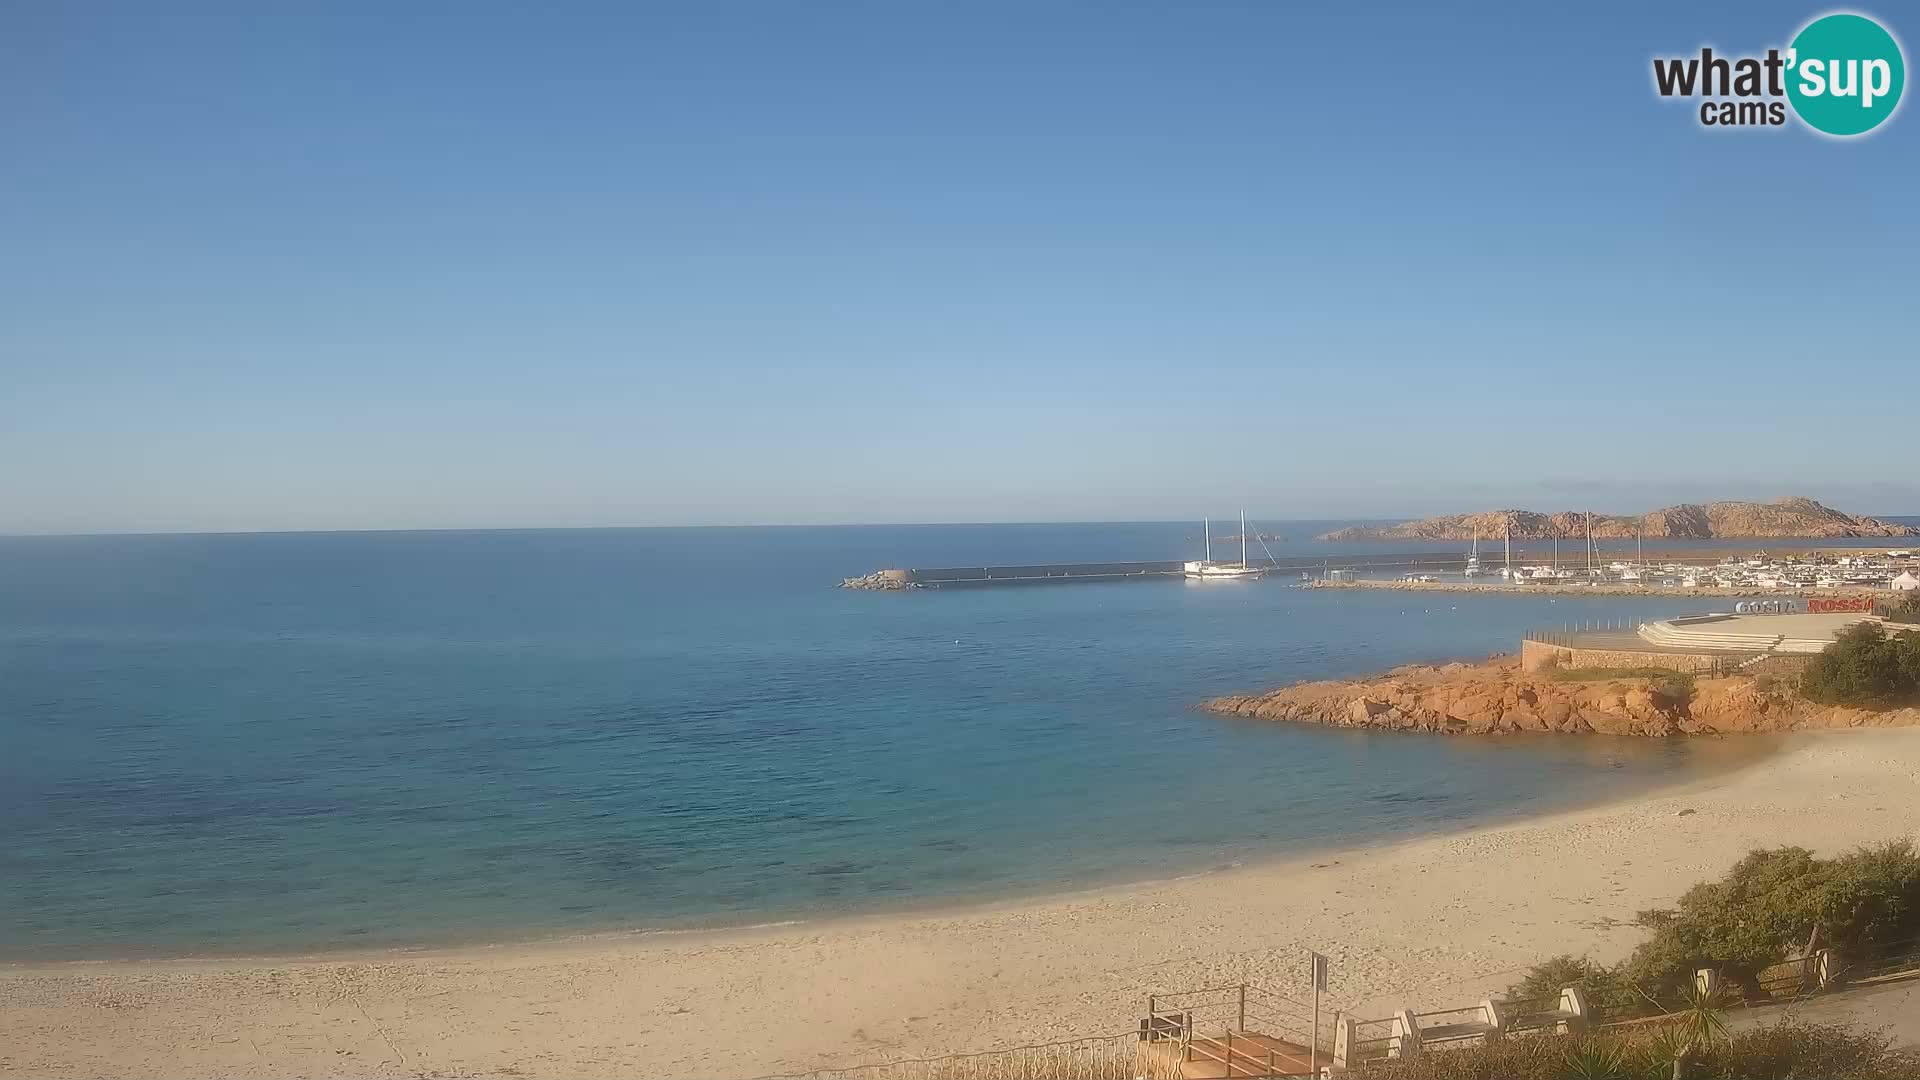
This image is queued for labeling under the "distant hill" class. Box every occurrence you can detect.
[1318,497,1919,542]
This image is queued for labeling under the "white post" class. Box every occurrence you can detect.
[1695,968,1721,997]
[1816,948,1838,990]
[1559,986,1591,1034]
[1332,1013,1355,1070]
[1390,1009,1421,1058]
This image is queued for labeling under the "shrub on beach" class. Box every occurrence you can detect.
[1501,843,1920,1013]
[1798,622,1920,707]
[1503,955,1635,1014]
[1622,842,1920,1001]
[1349,1021,1919,1080]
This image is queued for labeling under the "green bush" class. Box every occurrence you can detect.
[1505,955,1638,1014]
[1798,622,1920,707]
[1503,844,1920,1015]
[1546,668,1694,702]
[1621,842,1920,1000]
[1350,1020,1918,1080]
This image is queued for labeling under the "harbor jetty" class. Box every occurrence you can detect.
[844,546,1920,593]
[840,551,1476,590]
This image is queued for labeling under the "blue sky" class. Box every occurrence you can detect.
[3,1,1915,533]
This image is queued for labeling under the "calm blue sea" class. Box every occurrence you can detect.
[2,520,1911,960]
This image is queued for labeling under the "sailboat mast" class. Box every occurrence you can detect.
[1204,518,1211,563]
[1241,510,1248,569]
[1505,520,1511,573]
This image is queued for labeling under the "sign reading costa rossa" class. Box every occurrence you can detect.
[1808,596,1876,614]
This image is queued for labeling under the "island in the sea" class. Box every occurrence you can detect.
[1319,496,1917,541]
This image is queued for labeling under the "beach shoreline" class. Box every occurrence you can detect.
[8,728,1920,1079]
[0,715,1778,970]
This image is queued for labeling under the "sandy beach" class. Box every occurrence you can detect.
[6,729,1920,1079]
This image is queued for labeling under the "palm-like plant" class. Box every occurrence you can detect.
[1671,979,1732,1051]
[1560,1038,1628,1080]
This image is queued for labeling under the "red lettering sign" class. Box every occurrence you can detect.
[1809,596,1874,614]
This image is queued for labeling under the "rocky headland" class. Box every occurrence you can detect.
[1319,497,1917,542]
[1201,657,1920,738]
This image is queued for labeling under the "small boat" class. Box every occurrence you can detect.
[1463,529,1482,576]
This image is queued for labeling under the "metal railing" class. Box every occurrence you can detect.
[1146,982,1328,1050]
[1828,934,1920,988]
[1343,1016,1401,1063]
[1502,994,1576,1038]
[1521,619,1647,647]
[1143,982,1330,1078]
[1409,1004,1494,1048]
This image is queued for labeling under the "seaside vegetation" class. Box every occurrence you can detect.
[1797,622,1920,707]
[1508,842,1920,1012]
[1548,667,1695,701]
[1350,1020,1919,1080]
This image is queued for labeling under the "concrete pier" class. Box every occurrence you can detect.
[842,552,1480,590]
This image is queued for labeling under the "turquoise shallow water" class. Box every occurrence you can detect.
[2,521,1887,960]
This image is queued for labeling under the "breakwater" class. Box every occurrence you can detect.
[843,552,1476,589]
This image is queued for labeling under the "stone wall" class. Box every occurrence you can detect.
[1739,653,1816,677]
[1519,639,1818,676]
[1519,639,1723,674]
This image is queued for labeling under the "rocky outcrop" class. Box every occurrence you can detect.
[1200,657,1920,737]
[840,569,919,591]
[1318,498,1916,542]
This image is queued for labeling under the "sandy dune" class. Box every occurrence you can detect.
[6,729,1920,1079]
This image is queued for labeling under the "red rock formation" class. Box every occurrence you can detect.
[1200,657,1920,737]
[1318,498,1916,542]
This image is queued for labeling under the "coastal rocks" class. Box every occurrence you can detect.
[1317,497,1917,542]
[840,569,919,591]
[1199,656,1920,739]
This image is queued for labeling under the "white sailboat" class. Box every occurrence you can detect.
[1463,528,1482,577]
[1185,512,1266,580]
[1619,524,1644,582]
